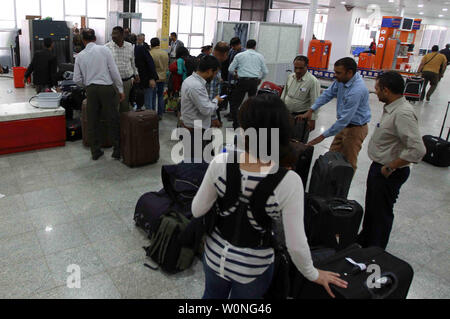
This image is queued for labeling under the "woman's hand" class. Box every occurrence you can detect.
[313,269,348,298]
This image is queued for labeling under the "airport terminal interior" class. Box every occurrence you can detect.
[0,0,449,299]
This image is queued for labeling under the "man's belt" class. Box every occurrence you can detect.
[347,123,368,128]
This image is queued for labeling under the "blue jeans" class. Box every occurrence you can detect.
[202,254,274,299]
[144,87,154,110]
[152,82,165,116]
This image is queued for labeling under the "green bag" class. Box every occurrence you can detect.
[145,208,195,274]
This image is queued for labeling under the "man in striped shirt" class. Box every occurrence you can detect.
[106,26,140,113]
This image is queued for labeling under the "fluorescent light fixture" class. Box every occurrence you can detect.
[388,0,394,2]
[341,1,346,4]
[443,8,448,11]
[438,14,444,17]
[418,4,424,7]
[419,12,424,15]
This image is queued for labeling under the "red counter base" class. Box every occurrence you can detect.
[0,115,66,155]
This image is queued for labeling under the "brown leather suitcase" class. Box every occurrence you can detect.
[120,110,160,167]
[81,99,113,148]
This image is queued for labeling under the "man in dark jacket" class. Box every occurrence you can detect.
[24,37,57,93]
[135,42,159,111]
[440,44,450,66]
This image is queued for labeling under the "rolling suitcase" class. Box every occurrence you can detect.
[297,244,414,299]
[121,109,160,167]
[422,101,450,167]
[81,99,113,148]
[308,151,354,198]
[404,77,424,102]
[290,116,310,144]
[304,195,363,250]
[280,139,314,189]
[66,118,82,142]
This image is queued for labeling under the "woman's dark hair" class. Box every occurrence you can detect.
[334,57,357,75]
[238,94,291,161]
[176,46,189,59]
[376,71,405,95]
[198,55,220,72]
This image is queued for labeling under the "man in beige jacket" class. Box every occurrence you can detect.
[150,37,169,120]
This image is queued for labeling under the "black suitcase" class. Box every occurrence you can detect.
[66,118,82,142]
[297,245,414,299]
[422,102,450,167]
[280,139,314,189]
[304,195,363,250]
[308,151,354,198]
[404,77,424,102]
[290,116,310,144]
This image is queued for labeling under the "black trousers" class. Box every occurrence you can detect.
[86,84,120,156]
[357,162,410,249]
[420,71,439,100]
[230,78,259,129]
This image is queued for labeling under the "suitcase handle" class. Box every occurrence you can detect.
[366,272,399,299]
[439,101,449,140]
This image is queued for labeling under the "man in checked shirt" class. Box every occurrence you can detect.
[106,26,140,113]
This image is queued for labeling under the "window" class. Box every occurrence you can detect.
[170,4,179,33]
[168,0,242,53]
[41,0,64,21]
[87,0,107,18]
[192,6,205,33]
[313,14,327,40]
[0,0,15,22]
[88,18,106,44]
[139,1,159,20]
[179,5,192,33]
[65,0,86,16]
[142,21,158,39]
[16,0,40,26]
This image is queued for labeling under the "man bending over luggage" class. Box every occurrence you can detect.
[298,57,371,171]
[74,29,124,160]
[180,55,224,162]
[357,71,426,249]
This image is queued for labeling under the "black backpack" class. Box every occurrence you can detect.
[202,153,289,249]
[184,55,199,77]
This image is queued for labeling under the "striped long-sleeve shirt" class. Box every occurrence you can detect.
[192,152,319,284]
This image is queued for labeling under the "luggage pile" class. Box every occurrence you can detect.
[272,150,415,299]
[134,162,209,274]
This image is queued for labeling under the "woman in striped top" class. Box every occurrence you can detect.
[192,94,348,299]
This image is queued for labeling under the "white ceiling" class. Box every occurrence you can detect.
[271,0,450,20]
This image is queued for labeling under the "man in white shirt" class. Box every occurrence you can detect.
[105,26,139,112]
[169,32,184,64]
[73,29,125,161]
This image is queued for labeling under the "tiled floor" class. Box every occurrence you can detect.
[0,73,449,299]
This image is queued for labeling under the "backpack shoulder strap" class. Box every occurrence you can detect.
[217,151,241,211]
[250,167,289,230]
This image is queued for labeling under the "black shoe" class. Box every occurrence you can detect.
[92,150,104,160]
[112,149,121,160]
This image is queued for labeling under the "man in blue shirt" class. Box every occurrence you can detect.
[228,39,269,129]
[299,57,371,170]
